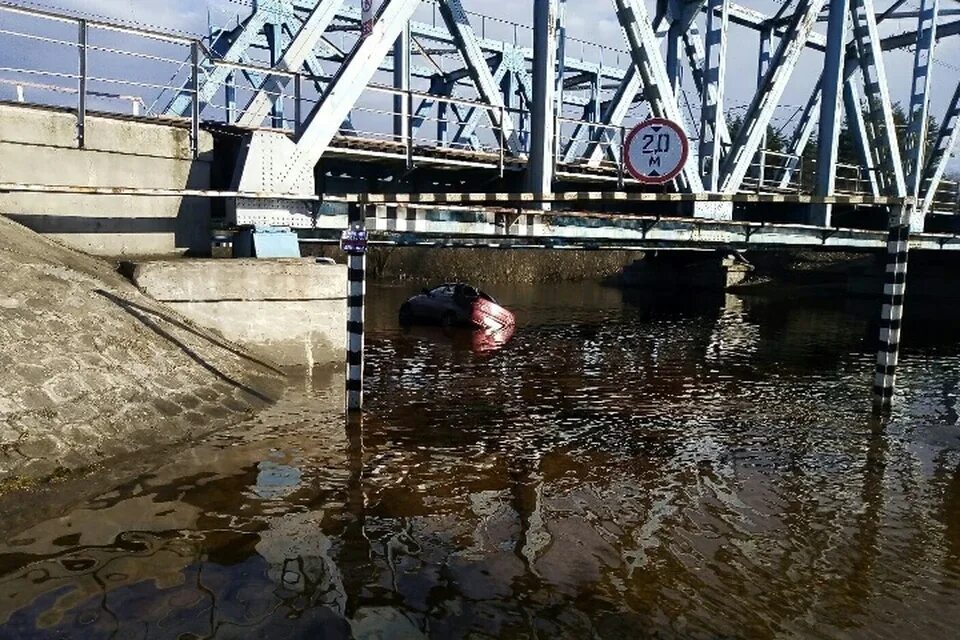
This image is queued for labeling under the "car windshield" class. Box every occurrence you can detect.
[430,284,497,304]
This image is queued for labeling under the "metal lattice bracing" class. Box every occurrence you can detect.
[129,0,960,223]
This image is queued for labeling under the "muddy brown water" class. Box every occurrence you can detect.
[1,282,959,639]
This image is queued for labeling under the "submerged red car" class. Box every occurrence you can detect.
[399,283,515,332]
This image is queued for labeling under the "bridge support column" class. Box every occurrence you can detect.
[811,0,849,227]
[345,204,367,413]
[527,0,558,195]
[393,22,411,143]
[873,209,910,413]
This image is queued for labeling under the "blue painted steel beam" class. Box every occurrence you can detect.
[235,0,344,128]
[719,0,827,193]
[903,0,939,229]
[842,81,881,196]
[394,22,411,142]
[437,0,520,153]
[849,0,907,197]
[812,0,850,226]
[167,11,270,116]
[750,24,772,184]
[920,81,960,215]
[681,24,731,153]
[280,0,425,190]
[700,0,729,191]
[527,0,559,193]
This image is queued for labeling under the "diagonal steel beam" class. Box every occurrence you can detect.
[452,58,509,147]
[437,0,520,153]
[613,0,703,192]
[167,11,270,116]
[576,67,642,167]
[682,22,731,149]
[719,0,827,193]
[920,81,960,215]
[236,0,344,128]
[843,81,881,196]
[849,0,906,197]
[279,0,423,190]
[903,0,938,214]
[777,0,907,188]
[777,80,821,189]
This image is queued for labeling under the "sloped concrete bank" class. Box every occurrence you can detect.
[0,215,287,492]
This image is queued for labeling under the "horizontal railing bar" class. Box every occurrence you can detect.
[0,1,195,45]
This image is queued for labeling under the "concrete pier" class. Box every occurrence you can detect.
[615,252,754,290]
[126,259,347,367]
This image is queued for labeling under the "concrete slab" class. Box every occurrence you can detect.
[128,259,347,367]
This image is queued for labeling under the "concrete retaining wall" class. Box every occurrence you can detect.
[0,103,213,256]
[128,259,347,367]
[0,216,286,487]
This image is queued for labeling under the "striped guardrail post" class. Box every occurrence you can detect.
[873,213,910,413]
[343,205,368,413]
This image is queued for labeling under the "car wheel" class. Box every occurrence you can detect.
[399,303,413,326]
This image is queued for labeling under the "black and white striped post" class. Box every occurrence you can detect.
[873,209,910,414]
[342,205,368,413]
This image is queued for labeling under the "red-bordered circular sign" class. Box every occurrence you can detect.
[624,118,689,184]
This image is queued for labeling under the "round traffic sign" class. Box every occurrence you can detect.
[624,118,689,184]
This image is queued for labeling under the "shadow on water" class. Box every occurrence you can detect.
[1,283,959,638]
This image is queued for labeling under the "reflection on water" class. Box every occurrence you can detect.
[1,283,960,638]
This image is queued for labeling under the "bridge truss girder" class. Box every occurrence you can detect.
[191,0,960,227]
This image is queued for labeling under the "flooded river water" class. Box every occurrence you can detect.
[1,282,959,639]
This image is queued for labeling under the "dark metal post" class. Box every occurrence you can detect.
[77,19,87,148]
[294,72,302,136]
[190,41,200,159]
[393,22,411,143]
[345,204,367,413]
[873,207,911,413]
[812,0,850,226]
[406,90,414,170]
[498,105,506,178]
[617,126,625,189]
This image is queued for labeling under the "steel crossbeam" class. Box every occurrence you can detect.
[719,0,828,194]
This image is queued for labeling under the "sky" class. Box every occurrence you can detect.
[3,0,959,173]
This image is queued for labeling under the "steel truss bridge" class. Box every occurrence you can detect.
[2,0,960,239]
[3,0,960,412]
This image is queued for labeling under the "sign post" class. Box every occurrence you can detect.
[341,218,368,412]
[624,118,690,185]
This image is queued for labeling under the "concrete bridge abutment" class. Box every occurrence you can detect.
[0,103,213,257]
